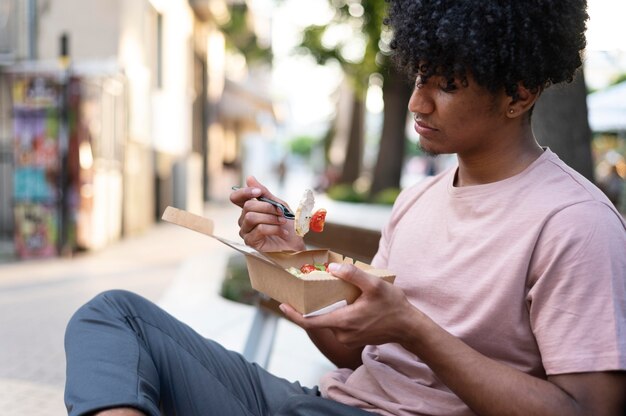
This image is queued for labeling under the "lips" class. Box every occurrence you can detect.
[416,121,436,130]
[414,117,438,136]
[413,114,437,131]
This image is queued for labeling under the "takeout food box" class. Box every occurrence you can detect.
[244,249,395,315]
[162,206,395,315]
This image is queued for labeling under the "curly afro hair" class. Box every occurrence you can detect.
[386,0,588,100]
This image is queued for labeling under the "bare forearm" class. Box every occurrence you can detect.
[307,328,363,370]
[402,311,583,416]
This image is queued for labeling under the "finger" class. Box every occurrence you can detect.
[279,302,349,330]
[327,263,379,293]
[237,204,277,234]
[237,211,244,228]
[240,211,286,236]
[230,184,262,208]
[242,223,289,246]
[278,303,301,324]
[279,304,327,329]
[278,303,338,331]
[241,200,286,227]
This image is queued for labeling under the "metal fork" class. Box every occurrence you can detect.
[231,186,295,220]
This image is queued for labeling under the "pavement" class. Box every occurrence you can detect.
[0,199,337,415]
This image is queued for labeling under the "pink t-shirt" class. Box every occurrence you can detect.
[320,149,626,416]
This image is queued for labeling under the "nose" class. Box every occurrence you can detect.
[408,85,434,115]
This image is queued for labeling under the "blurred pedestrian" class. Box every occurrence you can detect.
[276,155,287,191]
[601,164,624,208]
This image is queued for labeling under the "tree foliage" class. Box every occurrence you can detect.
[220,4,273,65]
[296,0,391,97]
[296,0,411,194]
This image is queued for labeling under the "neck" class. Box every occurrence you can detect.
[455,126,543,187]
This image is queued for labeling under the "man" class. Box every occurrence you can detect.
[65,1,626,415]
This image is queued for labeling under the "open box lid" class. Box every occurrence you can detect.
[162,206,284,269]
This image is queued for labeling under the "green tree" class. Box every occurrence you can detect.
[297,0,410,190]
[369,65,412,197]
[220,4,273,65]
[610,72,626,86]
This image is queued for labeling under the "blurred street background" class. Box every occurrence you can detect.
[0,0,625,414]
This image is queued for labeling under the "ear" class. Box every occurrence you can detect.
[506,84,541,119]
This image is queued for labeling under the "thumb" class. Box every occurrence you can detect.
[328,262,377,292]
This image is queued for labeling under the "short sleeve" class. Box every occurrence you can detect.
[527,201,626,375]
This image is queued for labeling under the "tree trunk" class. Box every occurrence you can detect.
[532,70,595,182]
[338,94,365,184]
[369,67,412,196]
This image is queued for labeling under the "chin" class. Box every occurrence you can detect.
[418,142,442,157]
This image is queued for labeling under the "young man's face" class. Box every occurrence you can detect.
[408,73,510,157]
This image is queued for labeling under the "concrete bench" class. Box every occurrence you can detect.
[241,221,382,367]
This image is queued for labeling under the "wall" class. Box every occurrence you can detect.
[36,0,121,61]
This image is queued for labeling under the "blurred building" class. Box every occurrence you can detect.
[0,0,277,259]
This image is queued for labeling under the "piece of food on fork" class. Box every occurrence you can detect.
[295,189,327,237]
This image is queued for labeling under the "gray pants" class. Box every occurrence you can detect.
[64,290,373,416]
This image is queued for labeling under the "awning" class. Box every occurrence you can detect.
[218,78,277,130]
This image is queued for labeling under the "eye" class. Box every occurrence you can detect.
[414,76,425,90]
[439,78,458,92]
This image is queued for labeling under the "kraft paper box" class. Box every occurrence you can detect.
[162,206,395,315]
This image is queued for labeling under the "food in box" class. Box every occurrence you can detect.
[244,249,394,315]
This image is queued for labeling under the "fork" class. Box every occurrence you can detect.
[231,186,295,220]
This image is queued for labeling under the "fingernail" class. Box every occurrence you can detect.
[251,188,262,196]
[328,263,341,273]
[278,216,286,224]
[279,304,287,313]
